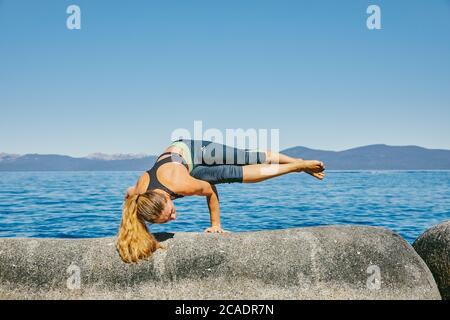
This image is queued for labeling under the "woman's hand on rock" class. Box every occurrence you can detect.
[204,226,228,233]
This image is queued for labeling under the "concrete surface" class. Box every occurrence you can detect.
[0,226,442,300]
[413,220,450,300]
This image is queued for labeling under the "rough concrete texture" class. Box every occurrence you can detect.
[0,226,441,300]
[413,220,450,300]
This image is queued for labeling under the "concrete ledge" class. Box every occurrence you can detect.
[413,220,450,300]
[0,226,441,300]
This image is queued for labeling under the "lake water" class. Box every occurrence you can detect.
[0,171,449,243]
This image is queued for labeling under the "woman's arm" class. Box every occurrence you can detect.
[175,177,226,233]
[204,184,225,233]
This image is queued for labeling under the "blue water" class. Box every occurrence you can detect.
[0,171,449,243]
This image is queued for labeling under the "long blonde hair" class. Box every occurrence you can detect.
[116,191,167,263]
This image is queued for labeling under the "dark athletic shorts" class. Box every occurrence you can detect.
[174,139,266,184]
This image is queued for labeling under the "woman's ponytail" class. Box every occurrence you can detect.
[116,194,161,263]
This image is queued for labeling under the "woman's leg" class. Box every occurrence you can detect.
[242,160,324,183]
[189,140,325,181]
[192,140,267,166]
[264,150,326,180]
[264,151,299,164]
[190,165,243,185]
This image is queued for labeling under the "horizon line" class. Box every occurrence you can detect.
[2,143,450,159]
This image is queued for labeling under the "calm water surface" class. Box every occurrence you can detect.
[0,171,449,243]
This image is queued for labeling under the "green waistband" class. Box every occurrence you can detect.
[170,141,193,172]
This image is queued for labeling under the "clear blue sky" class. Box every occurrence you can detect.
[1,0,449,156]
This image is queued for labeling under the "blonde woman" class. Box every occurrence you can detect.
[116,139,325,263]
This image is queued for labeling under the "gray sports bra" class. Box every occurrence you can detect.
[146,152,189,199]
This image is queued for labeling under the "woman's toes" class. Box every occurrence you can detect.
[316,171,325,178]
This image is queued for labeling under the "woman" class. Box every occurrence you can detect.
[116,139,325,263]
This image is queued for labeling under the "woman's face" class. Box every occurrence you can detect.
[154,198,176,224]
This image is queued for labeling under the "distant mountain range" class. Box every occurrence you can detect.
[0,144,449,171]
[0,153,157,171]
[282,144,450,170]
[86,153,149,161]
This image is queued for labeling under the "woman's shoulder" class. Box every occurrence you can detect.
[137,163,188,191]
[135,172,150,194]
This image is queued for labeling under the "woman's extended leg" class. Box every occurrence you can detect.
[187,140,325,181]
[264,150,326,180]
[242,160,324,183]
[264,151,300,164]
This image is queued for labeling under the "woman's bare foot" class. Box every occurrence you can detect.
[305,170,325,180]
[296,160,325,180]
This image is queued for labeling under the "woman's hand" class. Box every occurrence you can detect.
[124,186,135,201]
[204,225,228,233]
